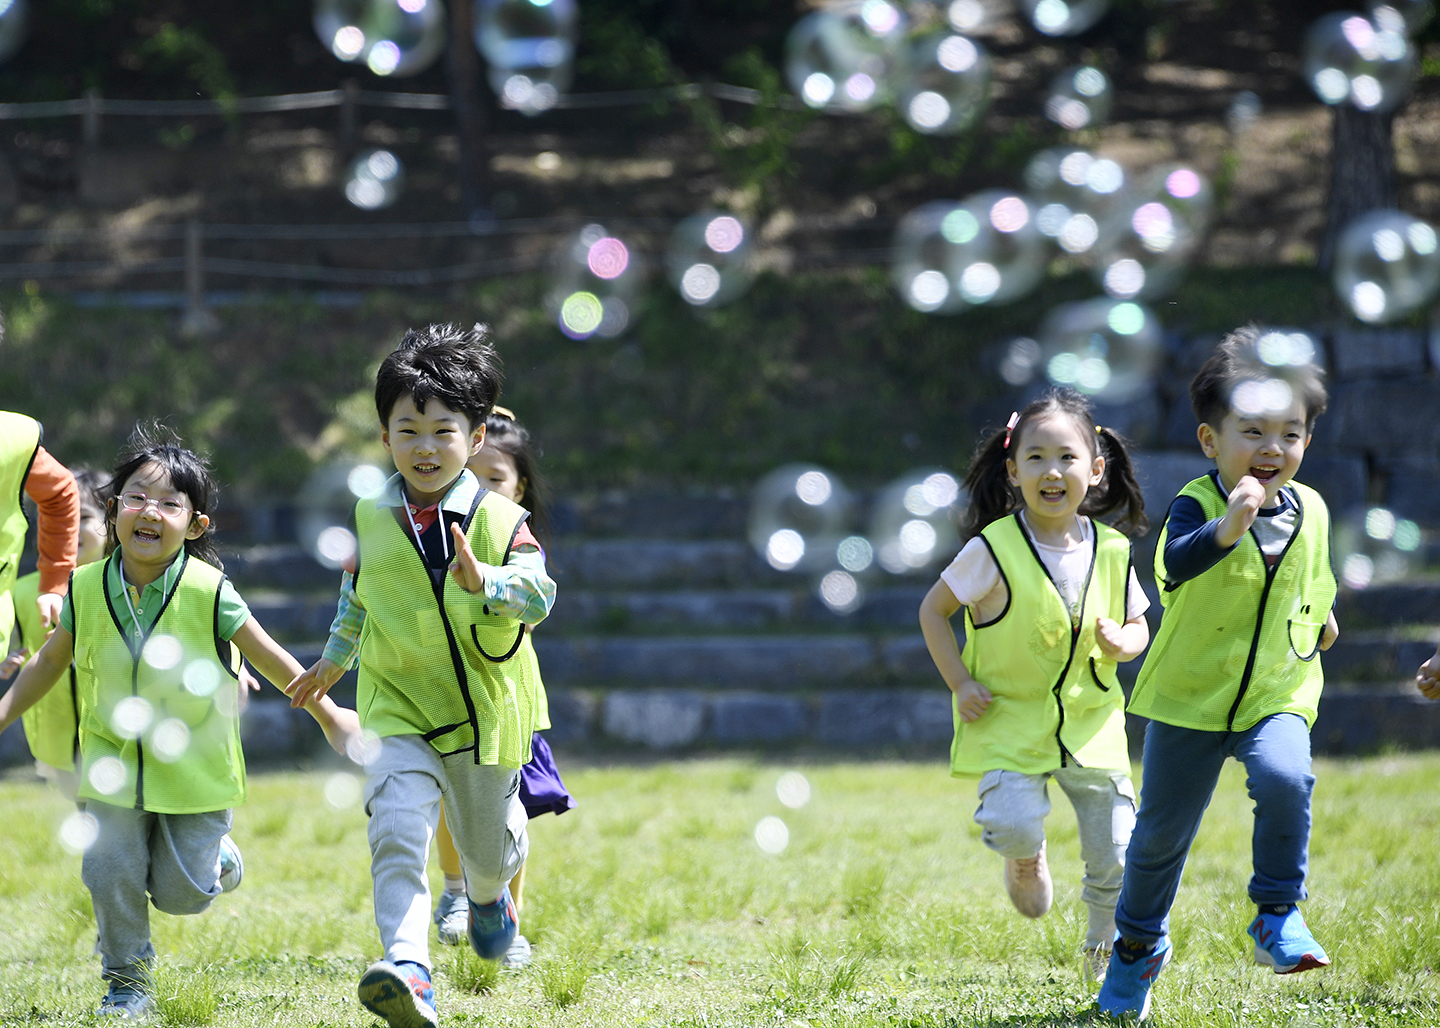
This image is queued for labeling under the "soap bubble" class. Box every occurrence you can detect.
[667,212,755,307]
[1000,336,1044,386]
[1255,328,1320,368]
[947,0,992,32]
[784,1,908,113]
[947,191,1049,305]
[58,810,100,854]
[344,149,405,210]
[346,729,386,766]
[1018,0,1109,36]
[836,535,874,573]
[896,31,991,134]
[325,772,364,809]
[88,756,128,796]
[111,696,155,741]
[1092,165,1212,301]
[1226,90,1263,135]
[1045,65,1113,130]
[0,0,29,65]
[776,771,812,808]
[870,469,963,574]
[755,815,790,854]
[892,201,968,313]
[1335,506,1425,588]
[1332,209,1440,323]
[1023,148,1127,255]
[149,718,191,763]
[1038,298,1163,404]
[1369,0,1434,33]
[475,0,578,114]
[1230,377,1296,418]
[142,634,183,672]
[297,460,389,570]
[1302,10,1415,112]
[748,464,852,573]
[314,0,447,76]
[548,224,644,340]
[817,569,864,613]
[183,659,222,698]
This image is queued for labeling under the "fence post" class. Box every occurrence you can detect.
[82,88,101,149]
[340,79,359,153]
[180,219,219,336]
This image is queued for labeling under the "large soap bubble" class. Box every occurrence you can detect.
[344,149,405,210]
[297,461,389,570]
[945,191,1050,306]
[1018,0,1109,36]
[896,31,991,135]
[548,224,644,340]
[748,464,852,573]
[785,1,908,113]
[1023,148,1127,256]
[1092,165,1212,300]
[893,201,968,314]
[1038,298,1163,404]
[314,0,448,77]
[1369,0,1434,33]
[1302,10,1415,112]
[667,212,755,308]
[0,0,29,65]
[1332,209,1440,323]
[869,468,964,574]
[475,0,578,115]
[1335,506,1425,589]
[1045,65,1112,131]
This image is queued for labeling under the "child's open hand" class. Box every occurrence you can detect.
[1417,651,1440,700]
[449,523,488,594]
[287,657,344,709]
[953,678,992,723]
[0,647,28,680]
[1095,616,1127,658]
[237,662,261,712]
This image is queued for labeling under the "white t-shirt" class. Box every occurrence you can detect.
[939,514,1150,627]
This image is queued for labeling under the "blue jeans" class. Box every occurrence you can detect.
[1114,713,1315,946]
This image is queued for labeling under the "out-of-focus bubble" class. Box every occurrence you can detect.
[1303,10,1415,113]
[836,535,874,573]
[141,634,183,671]
[1038,298,1162,403]
[1226,90,1263,135]
[748,464,852,573]
[88,756,128,796]
[58,810,100,855]
[1000,336,1044,386]
[548,224,643,340]
[949,191,1049,305]
[298,461,388,570]
[346,729,385,766]
[1255,328,1320,368]
[776,770,812,808]
[818,569,864,613]
[111,696,155,741]
[1230,378,1296,418]
[1332,209,1440,323]
[314,0,447,76]
[183,660,222,698]
[1045,65,1112,130]
[754,815,790,854]
[1335,506,1424,588]
[947,0,989,32]
[149,718,191,763]
[476,0,578,114]
[893,201,967,313]
[344,149,405,211]
[348,464,387,497]
[0,0,29,65]
[785,2,908,113]
[1093,164,1212,301]
[325,771,364,809]
[667,211,755,307]
[213,682,240,719]
[1018,0,1109,36]
[1369,0,1434,32]
[1023,148,1127,255]
[896,31,991,134]
[870,469,963,574]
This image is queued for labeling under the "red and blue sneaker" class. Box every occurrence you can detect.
[358,960,437,1028]
[468,886,518,960]
[1248,906,1330,974]
[1095,934,1171,1021]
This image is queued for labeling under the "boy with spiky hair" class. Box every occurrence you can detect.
[290,323,555,1028]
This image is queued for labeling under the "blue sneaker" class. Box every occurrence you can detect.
[433,889,469,947]
[1096,934,1171,1021]
[358,960,437,1028]
[217,834,243,893]
[1248,906,1330,974]
[97,982,155,1021]
[468,886,518,960]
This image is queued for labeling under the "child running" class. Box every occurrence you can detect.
[430,406,574,969]
[0,425,358,1020]
[287,324,555,1028]
[1097,327,1338,1020]
[918,388,1149,985]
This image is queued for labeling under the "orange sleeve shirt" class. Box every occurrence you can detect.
[25,445,78,595]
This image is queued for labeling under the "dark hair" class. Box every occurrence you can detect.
[105,422,224,570]
[374,323,502,429]
[1190,324,1328,431]
[72,467,112,512]
[962,388,1148,538]
[479,408,551,547]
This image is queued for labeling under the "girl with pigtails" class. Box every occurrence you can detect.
[918,387,1150,987]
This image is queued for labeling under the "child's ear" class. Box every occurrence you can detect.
[1196,423,1218,458]
[1090,454,1106,486]
[470,423,486,456]
[1005,458,1019,487]
[514,476,527,505]
[185,513,210,541]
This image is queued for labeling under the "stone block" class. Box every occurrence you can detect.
[1328,325,1426,379]
[814,690,952,747]
[1131,451,1213,517]
[879,635,940,678]
[548,540,783,589]
[1311,690,1440,754]
[1319,380,1440,454]
[709,693,810,742]
[544,690,596,745]
[1378,455,1440,523]
[241,703,311,761]
[601,690,708,749]
[535,636,878,687]
[1294,454,1368,516]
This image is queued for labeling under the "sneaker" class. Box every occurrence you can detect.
[501,933,532,970]
[433,889,469,947]
[468,886,518,960]
[1248,906,1330,974]
[97,983,155,1021]
[1082,944,1110,987]
[217,834,243,893]
[358,960,437,1028]
[1004,841,1053,918]
[1096,934,1172,1021]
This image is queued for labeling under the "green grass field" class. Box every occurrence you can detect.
[1,753,1437,1027]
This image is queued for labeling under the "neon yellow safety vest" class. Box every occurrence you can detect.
[0,412,40,644]
[1130,475,1336,732]
[72,552,245,813]
[952,514,1134,778]
[16,570,81,769]
[519,631,551,731]
[354,489,536,767]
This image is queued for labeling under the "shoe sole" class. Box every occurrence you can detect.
[358,965,438,1028]
[1252,944,1330,975]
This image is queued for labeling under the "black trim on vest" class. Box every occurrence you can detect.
[67,568,79,759]
[501,509,531,565]
[17,429,38,532]
[1088,656,1111,692]
[970,533,1012,629]
[472,622,525,662]
[214,574,238,680]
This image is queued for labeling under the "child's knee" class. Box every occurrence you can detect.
[976,807,1046,858]
[151,886,215,917]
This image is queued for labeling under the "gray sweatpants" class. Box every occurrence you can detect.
[82,802,232,985]
[973,766,1136,949]
[363,734,529,970]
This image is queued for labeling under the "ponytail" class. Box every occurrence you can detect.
[961,426,1019,538]
[1081,426,1149,537]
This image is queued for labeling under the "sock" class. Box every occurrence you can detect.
[1113,936,1154,964]
[1257,903,1292,917]
[443,874,466,896]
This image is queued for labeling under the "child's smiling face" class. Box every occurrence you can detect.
[112,462,208,579]
[1005,413,1104,530]
[1198,394,1310,504]
[382,394,484,506]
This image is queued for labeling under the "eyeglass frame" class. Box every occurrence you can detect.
[117,492,194,519]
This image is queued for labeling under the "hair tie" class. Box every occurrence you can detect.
[491,405,516,421]
[1095,424,1103,435]
[1003,411,1020,450]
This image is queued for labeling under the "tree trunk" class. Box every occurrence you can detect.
[448,0,489,218]
[1319,103,1395,271]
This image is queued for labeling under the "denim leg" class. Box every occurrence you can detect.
[1113,721,1228,947]
[1233,713,1313,906]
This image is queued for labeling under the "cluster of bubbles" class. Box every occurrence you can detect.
[297,461,389,569]
[1331,209,1440,323]
[1335,505,1425,589]
[892,194,1048,313]
[344,149,406,210]
[754,771,813,855]
[748,463,963,613]
[0,0,28,65]
[313,0,448,77]
[666,212,756,308]
[1302,5,1418,113]
[1045,65,1112,131]
[475,0,579,115]
[548,224,642,340]
[1018,0,1109,36]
